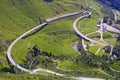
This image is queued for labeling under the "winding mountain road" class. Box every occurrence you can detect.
[7,10,85,74]
[7,23,47,73]
[73,12,106,46]
[7,10,105,80]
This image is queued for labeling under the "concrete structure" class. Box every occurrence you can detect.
[97,19,120,34]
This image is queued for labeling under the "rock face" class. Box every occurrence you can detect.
[98,0,120,10]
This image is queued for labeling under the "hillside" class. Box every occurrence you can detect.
[0,0,85,40]
[0,0,86,80]
[1,0,120,80]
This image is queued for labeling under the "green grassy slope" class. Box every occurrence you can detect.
[0,73,74,80]
[1,0,116,79]
[0,1,84,59]
[0,0,86,79]
[0,0,84,40]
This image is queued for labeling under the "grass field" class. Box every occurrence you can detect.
[0,0,84,40]
[109,61,120,71]
[12,18,79,64]
[0,72,74,80]
[58,60,93,71]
